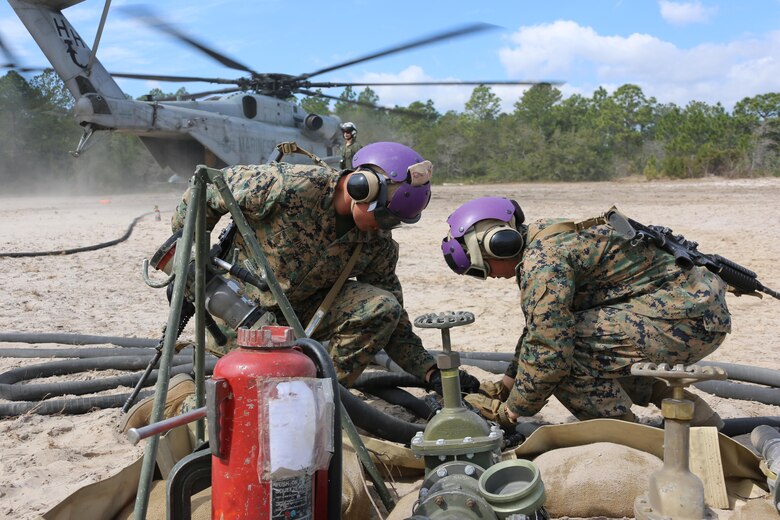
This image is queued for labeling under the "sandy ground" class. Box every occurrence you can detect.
[1,177,780,519]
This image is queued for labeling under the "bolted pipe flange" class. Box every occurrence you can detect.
[415,461,497,519]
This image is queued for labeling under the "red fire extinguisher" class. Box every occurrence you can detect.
[209,325,327,519]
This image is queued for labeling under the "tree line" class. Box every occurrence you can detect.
[2,69,779,192]
[313,84,780,182]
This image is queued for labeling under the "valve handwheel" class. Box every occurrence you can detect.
[414,311,475,329]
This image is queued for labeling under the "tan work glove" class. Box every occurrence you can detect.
[463,393,516,428]
[478,379,511,401]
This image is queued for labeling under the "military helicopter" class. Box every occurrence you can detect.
[3,0,550,177]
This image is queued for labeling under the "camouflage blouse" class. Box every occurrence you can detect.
[171,163,415,335]
[506,218,732,415]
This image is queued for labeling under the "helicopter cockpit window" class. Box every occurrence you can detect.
[242,96,258,119]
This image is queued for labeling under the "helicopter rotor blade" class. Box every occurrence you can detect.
[0,33,19,68]
[121,5,258,76]
[0,32,50,73]
[296,88,431,118]
[111,71,240,84]
[1,64,52,73]
[292,22,498,82]
[304,80,564,88]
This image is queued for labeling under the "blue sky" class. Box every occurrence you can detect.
[2,0,780,112]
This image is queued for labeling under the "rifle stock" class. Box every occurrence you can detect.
[607,209,779,301]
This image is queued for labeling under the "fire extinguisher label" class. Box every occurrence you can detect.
[270,475,312,520]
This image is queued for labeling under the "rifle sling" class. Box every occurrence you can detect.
[528,215,610,242]
[274,141,330,169]
[304,243,363,337]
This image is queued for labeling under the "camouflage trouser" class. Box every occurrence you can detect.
[551,307,727,420]
[301,281,434,385]
[204,281,434,386]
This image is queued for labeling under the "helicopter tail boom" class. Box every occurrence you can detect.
[9,0,125,103]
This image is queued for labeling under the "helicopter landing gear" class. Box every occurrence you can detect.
[70,124,94,158]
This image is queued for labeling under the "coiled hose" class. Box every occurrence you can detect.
[0,332,158,347]
[0,333,212,417]
[0,356,215,401]
[0,333,429,445]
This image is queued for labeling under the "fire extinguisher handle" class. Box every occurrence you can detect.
[127,406,207,445]
[207,378,231,459]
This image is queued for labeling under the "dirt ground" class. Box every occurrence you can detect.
[1,177,779,519]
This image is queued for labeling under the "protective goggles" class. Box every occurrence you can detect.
[441,219,524,279]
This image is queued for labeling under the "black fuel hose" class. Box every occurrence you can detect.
[457,359,510,374]
[429,350,514,362]
[352,371,426,389]
[295,338,342,520]
[693,380,780,406]
[371,351,404,372]
[0,390,154,417]
[694,361,780,388]
[338,385,424,444]
[0,357,215,401]
[351,371,433,419]
[0,212,151,258]
[0,347,165,359]
[406,351,780,388]
[721,417,780,437]
[373,350,510,375]
[361,387,433,420]
[0,332,158,348]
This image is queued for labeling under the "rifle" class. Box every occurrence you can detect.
[606,209,780,301]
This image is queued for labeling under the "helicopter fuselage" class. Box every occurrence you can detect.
[9,0,342,176]
[75,92,341,172]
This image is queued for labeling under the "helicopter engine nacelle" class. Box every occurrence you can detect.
[304,113,323,131]
[300,113,341,144]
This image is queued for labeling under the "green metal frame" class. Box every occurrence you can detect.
[133,165,393,519]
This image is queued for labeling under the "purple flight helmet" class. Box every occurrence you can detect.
[352,142,432,227]
[441,197,525,278]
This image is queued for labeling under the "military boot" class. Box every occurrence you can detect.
[463,393,516,428]
[119,373,196,434]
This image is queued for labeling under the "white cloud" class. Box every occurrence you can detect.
[498,21,780,109]
[659,1,717,26]
[349,66,482,113]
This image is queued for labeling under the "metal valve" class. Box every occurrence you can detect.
[631,362,726,400]
[631,362,726,520]
[415,311,475,355]
[415,310,476,329]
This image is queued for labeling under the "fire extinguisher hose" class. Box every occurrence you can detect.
[295,338,343,520]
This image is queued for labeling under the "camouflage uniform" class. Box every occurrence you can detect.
[172,163,436,385]
[505,218,731,420]
[340,140,362,170]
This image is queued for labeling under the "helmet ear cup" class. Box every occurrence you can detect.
[346,171,381,203]
[482,227,524,259]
